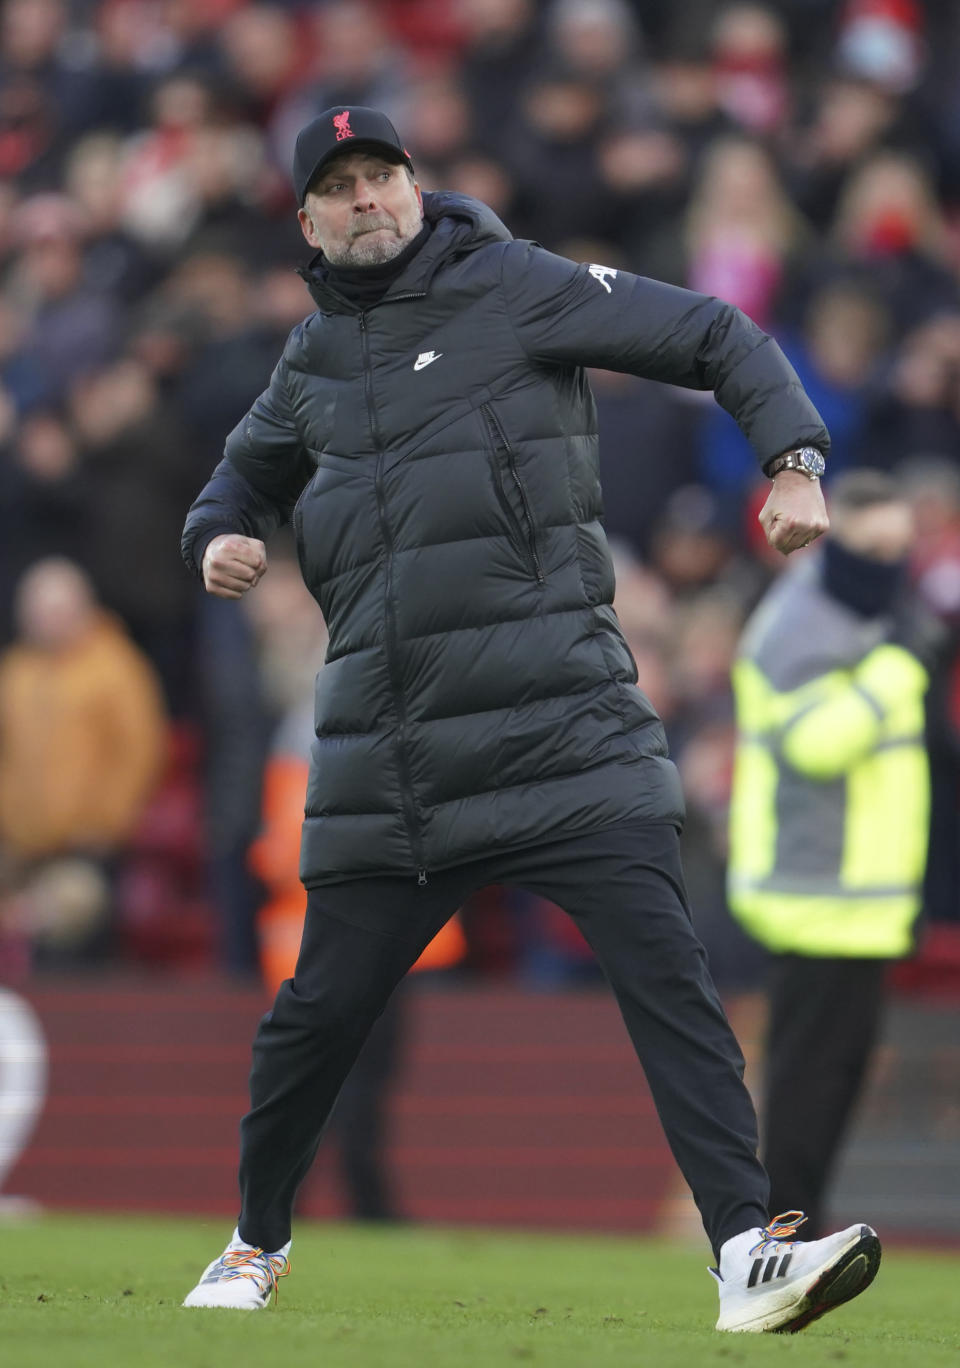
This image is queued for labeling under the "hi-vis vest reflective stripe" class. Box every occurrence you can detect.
[728,642,930,958]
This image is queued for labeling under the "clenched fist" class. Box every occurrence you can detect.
[759,469,830,555]
[202,534,267,598]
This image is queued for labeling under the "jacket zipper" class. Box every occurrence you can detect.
[360,312,428,884]
[293,498,305,569]
[292,470,318,573]
[480,403,545,585]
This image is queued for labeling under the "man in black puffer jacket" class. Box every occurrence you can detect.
[182,108,881,1332]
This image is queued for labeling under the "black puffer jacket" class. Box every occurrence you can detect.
[182,193,829,887]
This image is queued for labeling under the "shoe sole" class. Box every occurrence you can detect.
[182,1294,265,1310]
[771,1227,882,1334]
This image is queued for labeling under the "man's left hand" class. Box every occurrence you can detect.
[759,470,829,555]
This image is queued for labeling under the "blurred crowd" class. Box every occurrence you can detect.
[2,0,960,983]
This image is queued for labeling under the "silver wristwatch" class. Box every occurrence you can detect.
[765,446,826,480]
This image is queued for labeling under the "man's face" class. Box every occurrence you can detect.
[834,500,915,563]
[298,151,423,267]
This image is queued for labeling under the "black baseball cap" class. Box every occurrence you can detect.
[293,106,414,205]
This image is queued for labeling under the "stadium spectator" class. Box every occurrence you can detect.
[119,74,223,250]
[0,558,167,962]
[709,3,791,137]
[679,136,809,330]
[457,0,541,161]
[728,470,937,1237]
[68,358,199,710]
[827,150,957,333]
[506,67,609,246]
[546,0,651,124]
[0,410,87,643]
[861,312,960,470]
[63,134,153,302]
[4,193,122,409]
[786,77,906,232]
[0,0,104,183]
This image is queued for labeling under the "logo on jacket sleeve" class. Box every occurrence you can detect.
[414,350,443,370]
[333,111,354,141]
[588,264,618,294]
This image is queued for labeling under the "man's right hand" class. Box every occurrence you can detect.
[202,534,267,599]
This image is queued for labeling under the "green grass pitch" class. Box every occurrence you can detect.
[2,1214,958,1367]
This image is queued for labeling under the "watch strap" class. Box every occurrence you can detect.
[764,447,824,480]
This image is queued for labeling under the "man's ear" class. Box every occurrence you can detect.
[298,206,322,250]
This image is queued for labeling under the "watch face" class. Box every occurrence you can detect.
[799,447,826,477]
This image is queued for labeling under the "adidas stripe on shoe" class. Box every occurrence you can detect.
[183,1228,291,1310]
[712,1210,881,1333]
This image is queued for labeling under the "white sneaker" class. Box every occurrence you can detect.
[182,1228,291,1310]
[711,1210,881,1333]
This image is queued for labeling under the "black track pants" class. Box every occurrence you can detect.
[237,821,769,1258]
[329,982,407,1221]
[762,954,887,1239]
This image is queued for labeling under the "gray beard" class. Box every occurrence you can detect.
[329,234,406,267]
[324,218,421,268]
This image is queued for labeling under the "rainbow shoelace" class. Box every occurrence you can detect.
[749,1209,808,1257]
[217,1248,290,1304]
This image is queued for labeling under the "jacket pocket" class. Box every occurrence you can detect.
[480,403,545,585]
[292,466,320,575]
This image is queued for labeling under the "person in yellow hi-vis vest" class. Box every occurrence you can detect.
[728,469,935,1238]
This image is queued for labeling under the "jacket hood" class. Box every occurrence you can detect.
[420,190,513,249]
[297,191,512,313]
